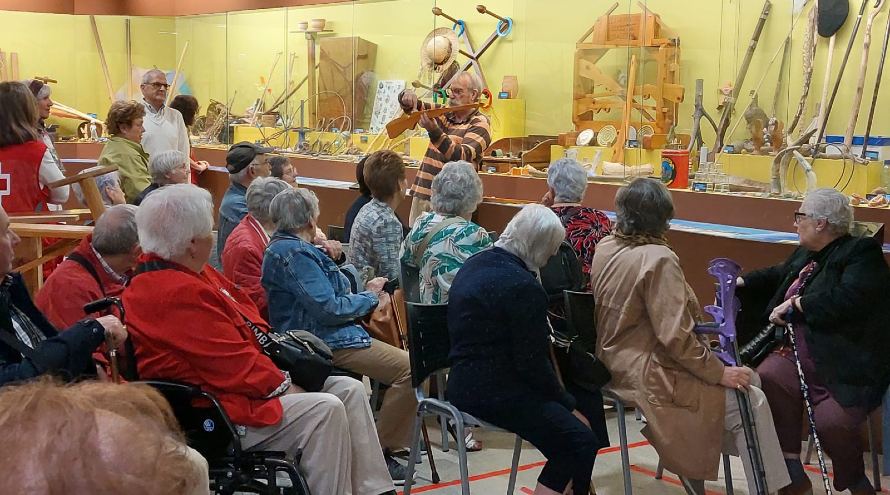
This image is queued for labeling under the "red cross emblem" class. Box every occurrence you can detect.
[0,161,10,206]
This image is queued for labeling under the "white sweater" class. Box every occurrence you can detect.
[140,99,190,159]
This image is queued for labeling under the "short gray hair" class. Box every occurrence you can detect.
[141,69,166,85]
[495,204,566,270]
[801,188,853,235]
[547,158,588,203]
[148,150,188,184]
[455,71,484,94]
[136,184,214,259]
[247,177,290,224]
[431,161,483,216]
[91,205,138,256]
[270,188,320,233]
[615,178,674,237]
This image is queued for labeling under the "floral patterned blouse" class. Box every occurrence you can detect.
[550,205,613,279]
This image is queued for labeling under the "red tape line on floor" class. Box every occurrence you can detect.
[629,465,725,495]
[396,440,651,494]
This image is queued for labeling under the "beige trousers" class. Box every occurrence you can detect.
[408,196,432,227]
[242,376,393,495]
[333,339,417,450]
[721,377,792,494]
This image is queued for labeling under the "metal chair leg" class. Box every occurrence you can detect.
[868,415,882,492]
[804,435,814,465]
[614,398,633,495]
[403,412,424,495]
[436,373,449,452]
[722,454,734,495]
[421,423,440,484]
[655,460,663,479]
[506,435,522,494]
[454,413,470,495]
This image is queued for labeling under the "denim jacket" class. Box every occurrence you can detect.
[262,231,378,350]
[217,182,248,260]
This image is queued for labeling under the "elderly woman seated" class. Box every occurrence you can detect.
[591,178,790,495]
[542,158,611,280]
[123,184,395,495]
[132,149,191,206]
[262,187,415,482]
[269,156,298,188]
[221,177,290,319]
[400,160,491,304]
[738,188,890,495]
[447,204,605,495]
[98,100,150,202]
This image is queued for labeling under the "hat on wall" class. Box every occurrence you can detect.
[226,141,273,174]
[420,27,460,73]
[817,0,849,37]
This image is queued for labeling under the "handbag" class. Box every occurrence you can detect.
[551,326,612,392]
[539,241,586,303]
[246,318,334,393]
[362,291,405,349]
[739,324,785,368]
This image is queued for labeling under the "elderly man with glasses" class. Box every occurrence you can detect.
[139,69,190,161]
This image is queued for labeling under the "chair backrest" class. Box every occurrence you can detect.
[540,241,585,303]
[142,380,239,461]
[400,261,422,303]
[563,290,597,346]
[327,225,346,242]
[404,302,450,389]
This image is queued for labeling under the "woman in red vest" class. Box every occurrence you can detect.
[0,82,69,213]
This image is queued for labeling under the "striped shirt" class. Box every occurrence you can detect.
[405,100,491,201]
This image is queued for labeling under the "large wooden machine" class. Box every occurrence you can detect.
[572,2,684,137]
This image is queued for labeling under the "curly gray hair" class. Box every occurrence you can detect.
[547,158,588,203]
[800,188,853,236]
[270,188,320,234]
[615,178,674,237]
[431,161,483,217]
[246,177,290,224]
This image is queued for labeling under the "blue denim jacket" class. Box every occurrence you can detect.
[217,182,248,260]
[262,231,378,350]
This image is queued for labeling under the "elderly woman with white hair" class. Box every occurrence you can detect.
[592,178,790,495]
[542,158,611,280]
[737,188,890,495]
[132,149,190,206]
[400,160,492,304]
[447,204,603,495]
[123,184,396,495]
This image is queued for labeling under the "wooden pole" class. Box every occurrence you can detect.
[89,16,115,103]
[125,19,133,99]
[861,2,890,159]
[165,41,190,106]
[9,53,19,80]
[307,33,318,125]
[844,0,885,149]
[0,51,7,81]
[789,4,818,134]
[612,54,637,164]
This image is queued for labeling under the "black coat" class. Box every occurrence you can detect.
[0,273,105,386]
[740,235,890,410]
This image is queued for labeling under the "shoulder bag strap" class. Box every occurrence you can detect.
[67,252,106,295]
[0,328,40,361]
[414,216,465,267]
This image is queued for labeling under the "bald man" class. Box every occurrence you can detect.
[139,69,190,160]
[36,205,141,329]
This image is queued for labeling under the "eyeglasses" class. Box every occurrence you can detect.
[144,82,170,90]
[793,211,809,224]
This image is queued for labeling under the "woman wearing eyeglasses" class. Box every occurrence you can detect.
[97,100,150,202]
[738,188,890,495]
[139,69,191,162]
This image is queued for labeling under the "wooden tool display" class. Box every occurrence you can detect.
[572,2,683,136]
[612,54,638,163]
[789,3,819,134]
[432,4,513,91]
[861,0,890,159]
[844,0,885,149]
[385,102,480,138]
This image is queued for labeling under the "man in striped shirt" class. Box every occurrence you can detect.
[398,72,492,225]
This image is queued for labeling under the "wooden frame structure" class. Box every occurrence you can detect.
[572,2,683,136]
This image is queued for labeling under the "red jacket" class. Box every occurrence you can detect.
[35,236,127,329]
[0,140,50,213]
[221,214,270,319]
[123,255,286,427]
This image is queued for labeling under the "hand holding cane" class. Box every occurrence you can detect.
[84,298,128,384]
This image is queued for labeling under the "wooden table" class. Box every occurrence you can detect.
[12,223,93,294]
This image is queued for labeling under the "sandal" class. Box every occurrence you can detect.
[446,423,483,452]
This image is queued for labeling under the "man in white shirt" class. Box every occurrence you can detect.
[139,69,190,160]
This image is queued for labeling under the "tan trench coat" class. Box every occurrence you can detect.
[590,237,727,480]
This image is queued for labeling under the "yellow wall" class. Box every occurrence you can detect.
[6,0,890,148]
[0,10,176,134]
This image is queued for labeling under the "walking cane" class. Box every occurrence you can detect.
[694,258,769,495]
[84,297,127,384]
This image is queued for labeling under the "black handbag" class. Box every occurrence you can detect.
[246,319,333,393]
[739,324,785,368]
[540,241,586,303]
[552,329,612,392]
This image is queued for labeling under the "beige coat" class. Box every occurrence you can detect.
[590,236,726,480]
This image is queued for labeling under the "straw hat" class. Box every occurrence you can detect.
[420,27,459,73]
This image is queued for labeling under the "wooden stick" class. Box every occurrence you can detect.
[0,51,7,81]
[577,3,619,43]
[9,52,19,80]
[125,19,133,99]
[612,54,637,163]
[862,2,890,159]
[789,4,818,134]
[384,103,480,138]
[89,16,115,102]
[252,52,283,123]
[844,0,885,149]
[165,41,190,106]
[51,101,104,123]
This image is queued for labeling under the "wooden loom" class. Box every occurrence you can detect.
[572,2,683,136]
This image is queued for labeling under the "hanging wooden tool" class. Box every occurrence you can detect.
[789,4,819,134]
[89,16,115,103]
[844,0,885,150]
[385,102,481,138]
[250,51,283,124]
[433,4,514,91]
[714,0,773,152]
[165,41,190,106]
[612,54,637,163]
[861,1,890,159]
[687,79,719,153]
[0,51,7,81]
[771,38,792,119]
[9,53,19,81]
[815,0,867,145]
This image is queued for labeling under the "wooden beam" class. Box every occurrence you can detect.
[11,223,94,239]
[89,15,116,102]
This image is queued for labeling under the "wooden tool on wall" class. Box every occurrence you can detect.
[9,53,19,80]
[612,54,638,163]
[166,41,190,106]
[89,16,115,102]
[0,51,7,81]
[385,103,480,138]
